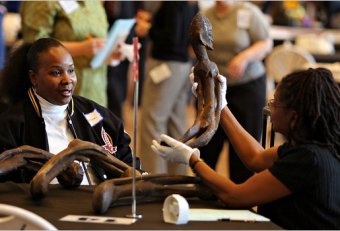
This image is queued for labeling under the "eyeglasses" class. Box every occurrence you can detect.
[267,99,287,109]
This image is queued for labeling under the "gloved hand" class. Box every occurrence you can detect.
[151,134,200,165]
[119,42,141,62]
[217,74,228,110]
[189,67,228,110]
[189,67,198,97]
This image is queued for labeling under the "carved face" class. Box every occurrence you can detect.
[190,14,214,50]
[29,46,77,105]
[201,15,213,49]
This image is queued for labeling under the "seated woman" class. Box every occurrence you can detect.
[0,38,141,184]
[151,68,340,229]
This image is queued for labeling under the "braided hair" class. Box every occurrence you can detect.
[276,67,340,158]
[0,38,65,104]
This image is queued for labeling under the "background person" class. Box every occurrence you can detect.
[104,1,151,119]
[139,1,198,175]
[198,1,273,183]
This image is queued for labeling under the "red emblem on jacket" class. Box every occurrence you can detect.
[101,127,117,155]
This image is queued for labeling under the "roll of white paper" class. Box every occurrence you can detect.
[162,194,189,225]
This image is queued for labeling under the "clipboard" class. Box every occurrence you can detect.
[90,18,136,69]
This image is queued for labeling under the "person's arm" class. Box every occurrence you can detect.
[189,73,277,172]
[20,2,106,58]
[152,134,291,208]
[61,38,105,58]
[189,154,291,208]
[227,39,273,79]
[228,2,273,79]
[219,106,278,172]
[238,38,273,63]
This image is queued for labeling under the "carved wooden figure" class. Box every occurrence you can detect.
[180,13,222,148]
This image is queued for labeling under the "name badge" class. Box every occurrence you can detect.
[59,0,79,14]
[84,109,103,127]
[150,63,172,84]
[237,9,251,29]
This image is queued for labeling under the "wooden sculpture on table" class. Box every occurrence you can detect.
[180,13,222,148]
[30,139,139,200]
[92,174,214,214]
[0,139,138,200]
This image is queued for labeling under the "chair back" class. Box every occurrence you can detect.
[265,41,316,84]
[0,203,57,230]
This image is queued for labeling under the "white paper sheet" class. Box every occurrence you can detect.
[189,209,270,222]
[60,215,136,225]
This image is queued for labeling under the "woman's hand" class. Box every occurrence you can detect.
[135,10,151,37]
[81,37,106,57]
[227,53,248,79]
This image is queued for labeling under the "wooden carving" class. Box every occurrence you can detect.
[180,13,222,148]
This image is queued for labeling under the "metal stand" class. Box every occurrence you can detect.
[126,37,142,220]
[262,106,275,148]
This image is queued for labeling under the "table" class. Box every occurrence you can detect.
[270,25,340,45]
[312,53,340,63]
[0,182,282,230]
[303,62,340,83]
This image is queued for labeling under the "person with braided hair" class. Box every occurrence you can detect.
[152,67,340,229]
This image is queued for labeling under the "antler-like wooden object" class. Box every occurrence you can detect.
[92,174,214,214]
[30,139,140,200]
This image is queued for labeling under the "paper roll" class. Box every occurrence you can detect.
[162,194,189,225]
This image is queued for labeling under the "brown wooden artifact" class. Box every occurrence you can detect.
[92,174,214,214]
[180,13,222,148]
[0,145,83,186]
[0,145,53,176]
[30,139,140,200]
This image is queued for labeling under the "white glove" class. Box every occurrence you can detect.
[189,67,228,110]
[119,42,141,62]
[217,74,228,110]
[189,67,198,97]
[151,134,200,165]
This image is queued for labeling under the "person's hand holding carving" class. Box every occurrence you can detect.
[189,67,228,110]
[217,74,228,110]
[189,67,198,97]
[151,134,200,165]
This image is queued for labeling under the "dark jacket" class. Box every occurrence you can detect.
[150,2,198,62]
[0,89,139,182]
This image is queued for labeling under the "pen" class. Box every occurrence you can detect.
[218,218,256,223]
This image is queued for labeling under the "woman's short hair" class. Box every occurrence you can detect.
[0,38,67,104]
